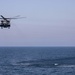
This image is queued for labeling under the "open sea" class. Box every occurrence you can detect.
[0,47,75,75]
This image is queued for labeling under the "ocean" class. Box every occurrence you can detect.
[0,47,75,75]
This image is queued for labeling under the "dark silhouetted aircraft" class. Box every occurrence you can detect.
[0,15,26,29]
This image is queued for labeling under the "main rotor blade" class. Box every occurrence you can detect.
[6,17,26,19]
[0,15,8,21]
[0,15,26,20]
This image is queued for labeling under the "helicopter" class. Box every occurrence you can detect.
[0,15,26,29]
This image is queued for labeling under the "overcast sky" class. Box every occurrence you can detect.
[0,0,75,46]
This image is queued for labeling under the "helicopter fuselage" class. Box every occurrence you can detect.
[0,24,10,29]
[0,15,26,29]
[0,20,10,29]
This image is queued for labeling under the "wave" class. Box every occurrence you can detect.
[0,56,75,68]
[15,57,75,68]
[58,65,75,68]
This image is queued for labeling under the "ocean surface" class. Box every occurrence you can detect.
[0,47,75,75]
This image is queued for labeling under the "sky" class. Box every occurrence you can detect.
[0,0,75,46]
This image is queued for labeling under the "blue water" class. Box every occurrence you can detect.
[0,47,75,75]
